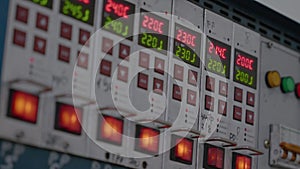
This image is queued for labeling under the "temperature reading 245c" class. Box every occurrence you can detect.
[208,42,227,59]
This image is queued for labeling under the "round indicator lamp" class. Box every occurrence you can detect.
[295,83,300,98]
[281,76,295,93]
[266,71,281,88]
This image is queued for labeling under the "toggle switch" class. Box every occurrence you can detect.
[266,71,281,88]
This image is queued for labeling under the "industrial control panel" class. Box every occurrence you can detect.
[1,0,300,169]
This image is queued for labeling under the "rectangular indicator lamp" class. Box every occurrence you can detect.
[7,89,39,124]
[205,37,231,79]
[203,143,224,169]
[173,23,201,67]
[232,153,252,169]
[138,9,169,55]
[134,125,160,155]
[30,0,53,9]
[98,115,124,145]
[101,0,135,40]
[55,102,82,135]
[233,50,258,89]
[170,135,193,165]
[60,0,95,25]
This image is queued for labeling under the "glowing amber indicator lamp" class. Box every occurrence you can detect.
[233,153,252,169]
[8,90,39,123]
[204,144,224,169]
[170,135,193,165]
[55,103,82,135]
[135,125,160,155]
[99,115,123,145]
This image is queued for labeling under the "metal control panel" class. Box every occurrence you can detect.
[2,0,300,169]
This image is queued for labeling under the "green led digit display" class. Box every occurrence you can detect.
[31,0,53,9]
[138,9,169,54]
[233,50,258,89]
[173,24,201,67]
[207,58,227,76]
[101,0,135,40]
[60,0,95,25]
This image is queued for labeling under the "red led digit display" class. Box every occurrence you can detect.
[208,41,227,59]
[142,15,164,34]
[233,50,258,89]
[78,0,90,4]
[236,54,254,71]
[105,0,130,18]
[205,37,231,78]
[176,29,196,47]
[102,0,135,40]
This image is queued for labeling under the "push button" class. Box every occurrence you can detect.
[119,43,130,61]
[100,59,112,77]
[15,5,28,23]
[174,64,184,81]
[60,22,72,40]
[153,78,163,95]
[77,52,88,69]
[206,76,215,92]
[187,89,196,106]
[58,45,70,63]
[234,87,243,103]
[219,81,228,97]
[154,58,164,75]
[36,13,49,31]
[172,85,182,101]
[246,110,254,125]
[218,100,227,116]
[188,70,198,86]
[246,92,255,107]
[281,76,295,93]
[205,95,214,111]
[102,37,113,55]
[117,65,128,82]
[137,73,148,90]
[33,36,46,54]
[139,52,150,68]
[13,29,26,47]
[78,29,90,46]
[233,106,242,121]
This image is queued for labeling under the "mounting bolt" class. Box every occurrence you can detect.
[15,131,25,139]
[267,42,273,48]
[264,139,270,149]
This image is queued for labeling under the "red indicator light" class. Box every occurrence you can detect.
[204,144,224,169]
[233,153,252,169]
[55,103,82,135]
[170,135,193,165]
[7,89,39,124]
[135,125,160,155]
[105,0,130,18]
[208,42,227,59]
[98,115,123,145]
[236,54,254,71]
[295,83,300,98]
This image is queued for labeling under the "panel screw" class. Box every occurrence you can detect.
[267,42,273,48]
[264,139,270,149]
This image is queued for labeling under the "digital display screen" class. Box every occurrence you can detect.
[173,24,201,67]
[101,0,135,40]
[60,0,95,25]
[205,37,231,78]
[233,50,258,89]
[138,9,169,54]
[31,0,53,9]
